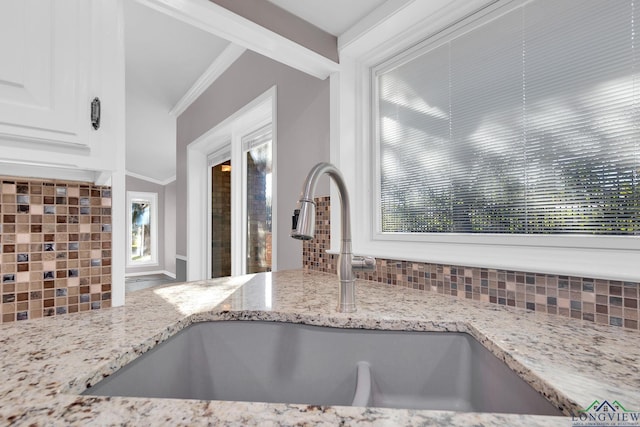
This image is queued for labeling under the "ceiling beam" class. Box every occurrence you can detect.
[210,0,337,62]
[135,0,339,80]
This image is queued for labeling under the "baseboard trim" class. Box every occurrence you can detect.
[125,269,176,278]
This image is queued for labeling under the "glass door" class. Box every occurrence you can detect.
[210,158,232,278]
[243,125,272,274]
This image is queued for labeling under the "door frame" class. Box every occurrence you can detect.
[186,86,276,281]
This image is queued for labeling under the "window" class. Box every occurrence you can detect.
[336,0,639,281]
[127,191,158,266]
[374,0,639,236]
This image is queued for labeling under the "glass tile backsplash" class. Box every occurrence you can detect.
[0,177,112,323]
[303,197,639,331]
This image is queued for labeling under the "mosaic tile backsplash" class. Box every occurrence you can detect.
[303,196,640,331]
[0,177,112,323]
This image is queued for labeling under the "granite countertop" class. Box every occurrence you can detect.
[0,270,638,426]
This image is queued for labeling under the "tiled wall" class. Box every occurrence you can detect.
[0,177,112,323]
[303,196,640,331]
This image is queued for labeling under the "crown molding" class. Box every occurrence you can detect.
[169,43,246,117]
[126,170,176,186]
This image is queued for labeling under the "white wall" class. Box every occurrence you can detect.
[164,180,177,275]
[126,84,178,182]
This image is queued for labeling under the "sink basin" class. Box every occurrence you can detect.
[83,321,561,415]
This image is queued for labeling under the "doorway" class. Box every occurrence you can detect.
[187,86,276,281]
[210,159,232,278]
[207,124,273,278]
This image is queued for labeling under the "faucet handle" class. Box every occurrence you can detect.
[352,255,376,271]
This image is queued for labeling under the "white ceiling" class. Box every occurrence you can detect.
[124,0,398,183]
[125,1,229,106]
[124,0,229,183]
[266,0,389,36]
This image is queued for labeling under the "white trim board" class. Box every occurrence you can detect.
[338,0,495,58]
[170,43,246,117]
[125,270,176,278]
[126,170,176,186]
[0,161,107,184]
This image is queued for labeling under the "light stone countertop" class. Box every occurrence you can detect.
[0,270,638,426]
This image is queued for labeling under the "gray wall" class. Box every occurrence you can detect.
[125,175,165,275]
[209,0,338,62]
[176,50,330,271]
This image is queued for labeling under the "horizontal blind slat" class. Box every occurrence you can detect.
[377,0,639,234]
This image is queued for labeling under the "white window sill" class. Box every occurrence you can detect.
[329,238,638,282]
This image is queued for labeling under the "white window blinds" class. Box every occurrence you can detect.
[376,0,639,235]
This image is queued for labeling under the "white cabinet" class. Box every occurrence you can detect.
[0,0,91,148]
[0,0,124,182]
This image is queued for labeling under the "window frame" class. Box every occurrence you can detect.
[126,191,159,268]
[336,0,640,282]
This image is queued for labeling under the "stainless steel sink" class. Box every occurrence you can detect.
[83,321,561,415]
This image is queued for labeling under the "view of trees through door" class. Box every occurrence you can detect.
[244,126,272,274]
[211,160,231,278]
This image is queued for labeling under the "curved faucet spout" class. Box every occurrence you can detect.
[291,162,374,313]
[292,163,351,245]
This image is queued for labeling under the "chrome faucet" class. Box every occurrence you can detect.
[291,162,376,313]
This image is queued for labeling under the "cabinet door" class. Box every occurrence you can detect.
[0,0,92,148]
